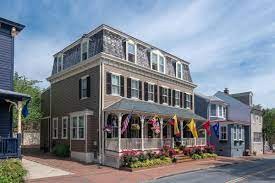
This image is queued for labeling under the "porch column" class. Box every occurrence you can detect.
[180,120,183,146]
[17,100,23,157]
[160,118,163,147]
[118,113,122,152]
[204,129,207,145]
[141,115,145,151]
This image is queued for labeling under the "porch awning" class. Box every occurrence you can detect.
[0,89,30,101]
[104,98,206,121]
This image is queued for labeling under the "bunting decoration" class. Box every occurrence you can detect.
[202,120,211,136]
[148,115,160,134]
[22,99,31,118]
[121,114,132,134]
[103,125,112,133]
[213,122,219,138]
[187,118,198,138]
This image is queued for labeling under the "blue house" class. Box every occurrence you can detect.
[0,17,30,158]
[195,89,248,157]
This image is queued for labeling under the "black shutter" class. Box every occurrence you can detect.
[106,72,112,95]
[180,92,183,108]
[127,78,131,98]
[154,85,158,103]
[87,76,90,97]
[79,79,82,99]
[144,82,148,101]
[190,94,193,110]
[172,90,175,106]
[120,76,124,97]
[139,81,142,100]
[159,86,163,104]
[184,93,187,108]
[168,89,172,106]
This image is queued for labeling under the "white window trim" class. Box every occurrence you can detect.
[52,117,58,139]
[238,126,244,141]
[81,38,89,61]
[131,79,139,99]
[148,83,154,102]
[219,124,228,141]
[61,116,68,139]
[150,50,166,74]
[176,62,183,80]
[57,54,63,73]
[126,40,137,63]
[162,87,169,105]
[233,125,238,141]
[174,90,180,107]
[210,104,226,119]
[70,115,86,140]
[111,73,121,96]
[185,92,192,109]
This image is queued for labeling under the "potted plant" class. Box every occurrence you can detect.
[131,124,140,131]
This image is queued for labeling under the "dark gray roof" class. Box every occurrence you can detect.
[0,89,30,100]
[0,17,25,32]
[230,91,253,97]
[105,98,205,121]
[195,92,226,103]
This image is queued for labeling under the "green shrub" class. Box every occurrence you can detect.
[52,144,70,157]
[0,159,27,183]
[191,154,202,160]
[129,157,172,168]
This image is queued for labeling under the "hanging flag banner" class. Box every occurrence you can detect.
[213,122,219,138]
[121,114,132,134]
[202,120,211,136]
[148,115,160,134]
[187,118,198,138]
[22,99,31,118]
[173,115,180,136]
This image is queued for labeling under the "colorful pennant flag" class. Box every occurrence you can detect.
[121,114,132,134]
[202,120,211,136]
[22,99,31,118]
[173,115,180,136]
[213,122,219,138]
[187,118,198,138]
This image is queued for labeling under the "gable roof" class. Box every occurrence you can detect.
[195,92,227,104]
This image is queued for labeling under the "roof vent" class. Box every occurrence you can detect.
[224,88,229,94]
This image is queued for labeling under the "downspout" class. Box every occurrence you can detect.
[98,59,103,164]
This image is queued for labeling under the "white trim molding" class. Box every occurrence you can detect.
[61,116,68,139]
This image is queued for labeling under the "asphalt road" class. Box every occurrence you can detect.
[151,155,275,183]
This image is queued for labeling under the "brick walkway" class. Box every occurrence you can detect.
[24,153,267,183]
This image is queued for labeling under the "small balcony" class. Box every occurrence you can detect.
[0,136,20,159]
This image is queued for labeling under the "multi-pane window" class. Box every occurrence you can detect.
[52,118,58,139]
[253,132,262,142]
[186,94,192,109]
[131,79,139,98]
[81,41,88,61]
[71,115,85,140]
[162,88,168,104]
[151,53,158,71]
[211,104,216,116]
[176,62,182,79]
[233,126,237,140]
[218,105,223,117]
[57,55,63,72]
[239,126,244,141]
[148,84,154,101]
[159,56,165,73]
[175,90,180,107]
[220,125,227,140]
[223,107,227,118]
[111,74,120,95]
[81,77,88,98]
[62,117,68,139]
[127,42,136,63]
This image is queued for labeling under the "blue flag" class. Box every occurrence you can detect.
[213,122,219,138]
[22,99,30,118]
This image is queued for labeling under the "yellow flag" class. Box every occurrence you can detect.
[187,118,198,138]
[173,115,180,136]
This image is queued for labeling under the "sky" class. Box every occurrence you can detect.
[1,0,275,108]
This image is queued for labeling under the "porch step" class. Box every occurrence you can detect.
[175,154,192,163]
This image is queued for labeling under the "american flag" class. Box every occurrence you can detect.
[121,114,132,134]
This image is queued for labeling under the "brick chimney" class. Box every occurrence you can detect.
[224,88,229,94]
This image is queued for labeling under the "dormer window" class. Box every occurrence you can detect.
[57,54,63,72]
[210,104,226,119]
[150,50,165,73]
[126,41,136,63]
[81,40,88,61]
[176,62,182,79]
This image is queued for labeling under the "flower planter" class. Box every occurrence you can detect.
[120,162,174,172]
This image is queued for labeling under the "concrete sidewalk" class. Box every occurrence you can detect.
[23,159,72,180]
[25,154,270,183]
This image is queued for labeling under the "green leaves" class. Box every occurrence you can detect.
[13,72,43,126]
[263,108,275,147]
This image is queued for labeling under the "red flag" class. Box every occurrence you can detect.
[202,120,211,136]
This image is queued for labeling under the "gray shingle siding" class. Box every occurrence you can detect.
[51,26,193,83]
[194,94,209,119]
[0,32,13,90]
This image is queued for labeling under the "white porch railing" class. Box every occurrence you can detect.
[121,138,142,150]
[105,138,118,151]
[144,138,162,149]
[181,138,206,147]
